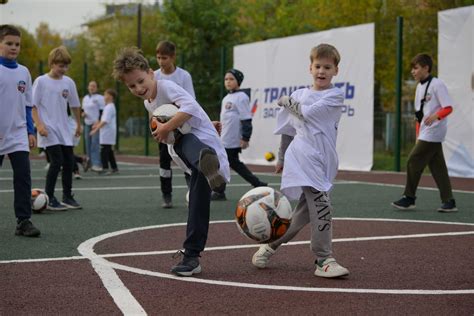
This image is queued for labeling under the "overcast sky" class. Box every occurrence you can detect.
[0,0,154,36]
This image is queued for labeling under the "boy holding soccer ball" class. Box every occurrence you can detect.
[113,47,230,276]
[252,43,349,278]
[0,24,40,237]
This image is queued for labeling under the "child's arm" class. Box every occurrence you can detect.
[276,134,293,173]
[151,112,192,143]
[71,107,82,136]
[240,119,252,149]
[90,121,106,135]
[424,106,453,126]
[32,106,47,137]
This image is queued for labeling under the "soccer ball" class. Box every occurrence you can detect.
[149,103,191,144]
[31,189,49,213]
[264,152,275,162]
[235,186,293,243]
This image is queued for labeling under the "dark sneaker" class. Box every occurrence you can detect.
[105,169,119,176]
[48,196,68,211]
[162,195,173,209]
[211,191,227,201]
[198,148,225,192]
[391,196,416,210]
[437,199,458,213]
[171,251,201,277]
[62,195,82,210]
[15,219,41,237]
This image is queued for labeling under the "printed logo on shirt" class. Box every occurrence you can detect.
[62,89,69,99]
[17,80,26,94]
[425,93,432,102]
[225,102,233,110]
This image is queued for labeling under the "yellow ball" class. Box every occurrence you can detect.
[264,152,275,162]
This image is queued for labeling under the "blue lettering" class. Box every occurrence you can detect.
[270,88,279,103]
[264,88,271,103]
[263,107,281,118]
[279,87,288,99]
[346,83,355,99]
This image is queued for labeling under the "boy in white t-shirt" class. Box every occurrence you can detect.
[392,53,457,212]
[113,47,230,277]
[212,69,267,201]
[252,44,349,278]
[32,46,82,211]
[0,24,40,237]
[81,81,105,172]
[90,89,118,175]
[154,40,195,208]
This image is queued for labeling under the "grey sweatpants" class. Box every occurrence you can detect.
[269,186,333,260]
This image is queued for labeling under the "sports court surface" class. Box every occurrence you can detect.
[1,156,473,314]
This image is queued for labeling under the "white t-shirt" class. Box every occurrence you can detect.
[100,103,117,145]
[154,67,195,99]
[414,77,454,142]
[0,64,32,155]
[32,74,81,148]
[274,86,344,200]
[220,91,252,148]
[144,80,230,181]
[82,93,105,125]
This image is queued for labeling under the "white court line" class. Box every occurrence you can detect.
[73,218,474,315]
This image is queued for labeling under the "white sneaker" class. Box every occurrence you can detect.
[314,258,349,278]
[44,163,50,170]
[91,166,103,172]
[252,244,275,268]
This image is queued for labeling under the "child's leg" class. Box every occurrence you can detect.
[108,146,118,171]
[45,145,64,198]
[303,187,333,260]
[100,145,109,170]
[159,142,172,198]
[404,140,435,198]
[428,143,454,202]
[269,192,310,249]
[84,124,92,160]
[226,148,266,187]
[60,146,75,198]
[90,129,101,168]
[8,151,32,222]
[173,134,216,256]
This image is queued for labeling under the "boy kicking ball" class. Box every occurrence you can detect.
[252,43,349,278]
[113,47,230,276]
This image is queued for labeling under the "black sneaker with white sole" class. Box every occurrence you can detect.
[62,195,82,210]
[48,196,68,211]
[15,219,41,237]
[437,199,458,212]
[171,251,201,277]
[391,196,416,210]
[198,148,226,192]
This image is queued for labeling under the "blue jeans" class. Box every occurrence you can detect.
[84,124,101,167]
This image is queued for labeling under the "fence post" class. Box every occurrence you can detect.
[394,16,403,172]
[83,62,88,154]
[219,46,227,101]
[115,81,120,152]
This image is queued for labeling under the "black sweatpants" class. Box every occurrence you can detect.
[45,145,74,199]
[159,142,191,198]
[0,151,32,222]
[173,134,215,258]
[101,144,118,170]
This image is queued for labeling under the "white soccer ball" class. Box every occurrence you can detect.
[150,103,191,144]
[31,188,49,213]
[235,186,293,243]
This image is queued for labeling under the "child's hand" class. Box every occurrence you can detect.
[212,121,222,135]
[424,113,439,126]
[37,124,48,137]
[28,134,36,149]
[90,128,97,136]
[151,118,170,143]
[275,162,283,174]
[240,140,249,149]
[75,125,82,137]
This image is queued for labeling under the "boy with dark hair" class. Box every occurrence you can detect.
[252,43,349,278]
[154,40,195,208]
[0,24,40,237]
[392,53,457,212]
[32,46,82,210]
[212,68,267,201]
[113,47,230,276]
[90,88,118,175]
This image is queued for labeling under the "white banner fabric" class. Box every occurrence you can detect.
[234,23,374,171]
[438,6,474,178]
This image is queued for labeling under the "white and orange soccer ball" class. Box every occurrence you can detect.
[31,188,49,213]
[235,186,293,243]
[149,103,191,144]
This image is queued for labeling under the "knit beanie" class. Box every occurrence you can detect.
[227,68,244,86]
